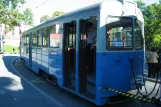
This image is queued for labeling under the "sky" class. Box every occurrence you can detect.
[23,0,159,25]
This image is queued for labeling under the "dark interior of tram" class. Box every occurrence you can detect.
[63,16,97,99]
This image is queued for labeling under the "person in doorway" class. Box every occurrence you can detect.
[86,22,97,72]
[146,47,159,78]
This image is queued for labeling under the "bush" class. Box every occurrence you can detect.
[3,45,19,53]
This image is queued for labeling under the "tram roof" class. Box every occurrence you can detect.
[22,2,101,35]
[22,0,133,35]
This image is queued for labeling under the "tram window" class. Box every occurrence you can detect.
[37,30,42,47]
[21,35,24,46]
[135,20,143,49]
[23,35,26,46]
[42,28,49,47]
[50,25,60,48]
[26,35,29,46]
[68,22,76,47]
[106,17,133,50]
[20,36,22,45]
[69,29,76,47]
[32,32,37,46]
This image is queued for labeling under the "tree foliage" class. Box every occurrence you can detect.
[22,8,34,24]
[40,15,50,22]
[152,34,161,46]
[0,0,33,33]
[136,0,161,47]
[40,11,65,23]
[143,4,161,47]
[52,11,64,18]
[136,0,146,11]
[0,0,23,30]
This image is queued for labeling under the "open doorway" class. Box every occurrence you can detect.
[63,21,76,91]
[79,16,97,99]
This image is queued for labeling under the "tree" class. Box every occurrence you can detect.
[0,0,25,31]
[22,8,34,24]
[152,34,161,46]
[143,4,161,47]
[52,11,65,18]
[0,0,34,34]
[136,0,161,48]
[136,0,146,11]
[40,15,50,22]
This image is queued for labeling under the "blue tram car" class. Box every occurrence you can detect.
[20,0,145,106]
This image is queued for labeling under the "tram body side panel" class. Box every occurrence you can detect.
[41,48,49,72]
[31,47,39,73]
[96,51,143,97]
[20,46,25,60]
[23,46,29,66]
[48,47,63,87]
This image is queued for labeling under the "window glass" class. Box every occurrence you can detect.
[26,35,29,46]
[21,36,24,46]
[135,20,143,49]
[50,25,60,48]
[106,17,133,50]
[32,32,37,46]
[68,25,76,47]
[23,35,26,46]
[42,28,49,47]
[38,30,42,47]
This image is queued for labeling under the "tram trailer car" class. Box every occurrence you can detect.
[20,0,145,106]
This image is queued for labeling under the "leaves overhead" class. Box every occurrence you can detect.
[40,11,65,23]
[136,0,146,11]
[22,8,33,24]
[52,11,64,18]
[0,0,33,33]
[40,15,50,23]
[136,0,161,47]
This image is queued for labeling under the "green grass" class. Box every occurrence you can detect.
[4,45,19,53]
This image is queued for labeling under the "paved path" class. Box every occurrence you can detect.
[0,54,64,107]
[0,54,159,107]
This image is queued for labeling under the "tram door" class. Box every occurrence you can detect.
[79,20,87,92]
[29,33,32,67]
[63,21,76,90]
[79,17,97,98]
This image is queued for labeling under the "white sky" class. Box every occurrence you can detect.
[23,0,159,25]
